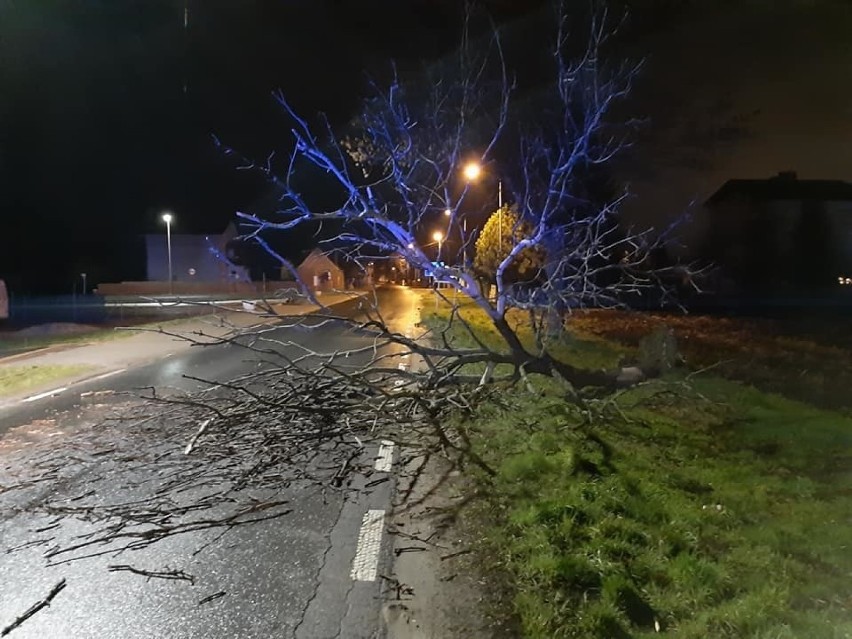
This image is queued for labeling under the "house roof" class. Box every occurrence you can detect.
[298,248,343,272]
[705,172,852,206]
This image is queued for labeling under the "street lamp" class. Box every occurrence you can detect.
[444,206,469,266]
[462,162,481,182]
[162,212,173,295]
[463,161,502,208]
[463,161,503,250]
[432,230,444,254]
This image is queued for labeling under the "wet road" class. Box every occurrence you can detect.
[0,287,422,639]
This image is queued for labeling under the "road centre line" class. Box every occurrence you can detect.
[350,509,385,582]
[22,387,68,403]
[90,368,127,382]
[18,368,128,405]
[374,440,395,472]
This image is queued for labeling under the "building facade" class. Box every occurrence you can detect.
[703,172,852,295]
[145,222,249,284]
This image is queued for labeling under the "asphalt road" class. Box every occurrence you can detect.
[0,287,422,639]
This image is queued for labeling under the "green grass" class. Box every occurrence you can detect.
[0,328,121,357]
[422,297,852,637]
[416,291,625,374]
[463,378,852,638]
[0,364,93,397]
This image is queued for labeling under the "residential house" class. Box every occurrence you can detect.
[281,248,345,291]
[703,171,852,295]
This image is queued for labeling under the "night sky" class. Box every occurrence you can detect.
[2,1,851,293]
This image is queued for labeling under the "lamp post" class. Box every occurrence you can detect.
[463,161,503,251]
[432,230,444,256]
[447,198,475,268]
[81,273,87,296]
[431,230,445,307]
[162,212,173,295]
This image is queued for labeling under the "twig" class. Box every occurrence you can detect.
[1,578,67,636]
[198,591,227,606]
[108,565,195,584]
[184,419,212,455]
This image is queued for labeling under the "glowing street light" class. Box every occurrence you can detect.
[462,162,481,182]
[432,230,444,254]
[463,160,503,250]
[161,212,174,295]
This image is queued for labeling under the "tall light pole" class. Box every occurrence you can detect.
[463,161,503,251]
[445,207,469,265]
[162,212,173,295]
[432,230,444,256]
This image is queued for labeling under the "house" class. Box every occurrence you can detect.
[703,171,852,295]
[281,249,345,291]
[145,222,250,284]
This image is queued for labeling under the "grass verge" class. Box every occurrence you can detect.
[420,296,852,637]
[0,314,216,358]
[568,310,852,413]
[0,364,93,397]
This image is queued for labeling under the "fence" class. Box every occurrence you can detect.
[7,294,108,325]
[96,280,299,296]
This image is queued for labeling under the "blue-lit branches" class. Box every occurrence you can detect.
[224,2,697,387]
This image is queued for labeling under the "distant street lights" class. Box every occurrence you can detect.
[162,212,174,295]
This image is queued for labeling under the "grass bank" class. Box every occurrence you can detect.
[568,310,852,413]
[0,315,215,358]
[0,364,93,397]
[419,297,852,637]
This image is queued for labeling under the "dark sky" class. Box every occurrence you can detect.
[0,0,544,293]
[1,1,850,293]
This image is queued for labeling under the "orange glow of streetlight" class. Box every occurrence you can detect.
[432,230,444,243]
[462,162,482,182]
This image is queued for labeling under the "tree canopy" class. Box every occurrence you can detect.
[474,206,543,284]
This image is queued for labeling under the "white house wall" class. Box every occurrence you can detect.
[145,234,246,282]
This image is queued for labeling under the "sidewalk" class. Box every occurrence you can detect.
[0,294,361,406]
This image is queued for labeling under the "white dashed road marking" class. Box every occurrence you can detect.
[374,440,395,472]
[90,368,127,382]
[350,509,385,582]
[18,367,128,405]
[22,387,68,403]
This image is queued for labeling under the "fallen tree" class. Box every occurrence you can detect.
[219,1,701,392]
[1,3,701,581]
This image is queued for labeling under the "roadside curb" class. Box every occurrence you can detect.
[0,346,56,365]
[1,292,369,363]
[0,293,369,408]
